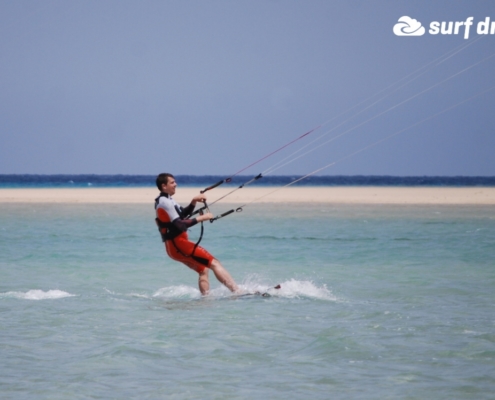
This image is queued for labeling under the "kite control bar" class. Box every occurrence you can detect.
[200,179,225,194]
[210,207,243,223]
[210,209,235,223]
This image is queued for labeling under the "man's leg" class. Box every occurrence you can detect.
[198,269,209,295]
[209,259,239,293]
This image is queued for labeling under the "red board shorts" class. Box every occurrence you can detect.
[165,231,214,274]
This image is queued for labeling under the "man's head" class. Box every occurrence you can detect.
[156,173,176,195]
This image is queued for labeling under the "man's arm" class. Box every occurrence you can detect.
[180,203,196,218]
[172,216,198,232]
[172,211,213,232]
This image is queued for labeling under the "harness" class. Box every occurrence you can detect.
[154,193,182,241]
[154,192,205,259]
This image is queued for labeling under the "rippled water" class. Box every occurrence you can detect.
[1,202,494,399]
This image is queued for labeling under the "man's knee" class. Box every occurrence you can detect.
[198,268,209,280]
[209,259,221,270]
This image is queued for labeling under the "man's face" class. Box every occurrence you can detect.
[161,177,177,195]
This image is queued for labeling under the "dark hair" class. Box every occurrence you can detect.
[156,173,175,190]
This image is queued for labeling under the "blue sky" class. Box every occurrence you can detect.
[1,0,494,176]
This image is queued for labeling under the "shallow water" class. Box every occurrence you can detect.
[1,202,495,399]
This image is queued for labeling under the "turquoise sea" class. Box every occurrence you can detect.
[1,200,495,399]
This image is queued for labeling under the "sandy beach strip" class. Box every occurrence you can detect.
[1,187,495,205]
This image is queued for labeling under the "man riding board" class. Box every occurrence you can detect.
[154,173,239,295]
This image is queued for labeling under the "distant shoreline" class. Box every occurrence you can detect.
[1,174,495,188]
[1,187,495,205]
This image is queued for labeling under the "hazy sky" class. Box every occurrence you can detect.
[1,0,494,176]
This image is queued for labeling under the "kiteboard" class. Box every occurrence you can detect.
[233,284,281,299]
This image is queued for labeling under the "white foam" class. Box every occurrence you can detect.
[129,292,151,299]
[103,287,116,295]
[1,289,75,300]
[150,278,337,301]
[153,285,201,299]
[232,275,338,301]
[273,279,337,301]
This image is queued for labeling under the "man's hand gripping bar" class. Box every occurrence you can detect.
[190,202,209,217]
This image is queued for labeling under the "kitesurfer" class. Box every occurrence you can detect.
[155,173,239,295]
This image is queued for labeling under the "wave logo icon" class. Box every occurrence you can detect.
[393,16,425,36]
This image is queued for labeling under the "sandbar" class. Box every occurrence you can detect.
[1,187,495,204]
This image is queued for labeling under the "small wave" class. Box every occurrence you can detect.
[219,234,377,242]
[129,293,152,299]
[0,289,75,300]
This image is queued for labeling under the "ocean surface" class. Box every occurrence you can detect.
[1,174,495,188]
[1,200,495,399]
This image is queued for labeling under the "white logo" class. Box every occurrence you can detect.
[393,16,495,39]
[393,16,426,36]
